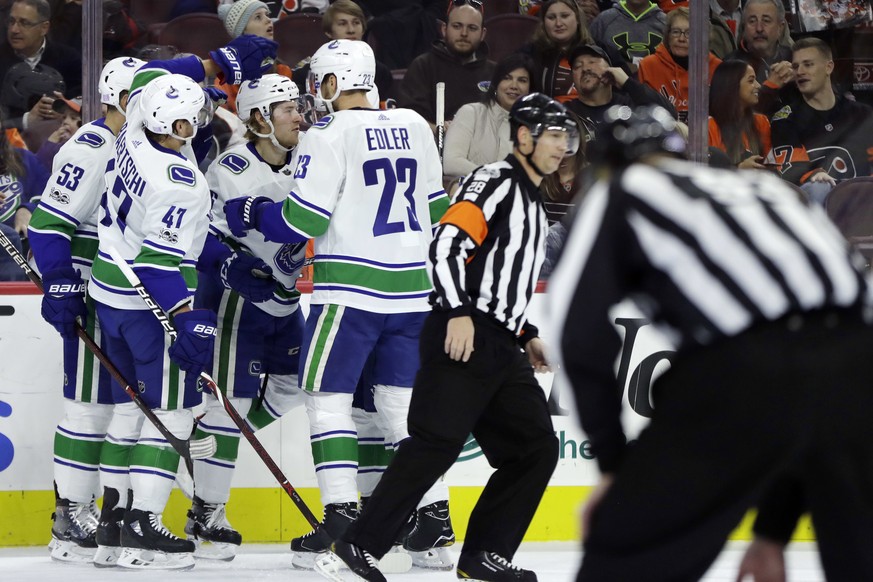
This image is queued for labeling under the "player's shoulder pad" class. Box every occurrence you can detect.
[167,164,197,186]
[217,152,250,174]
[74,131,106,148]
[771,105,793,122]
[311,114,334,129]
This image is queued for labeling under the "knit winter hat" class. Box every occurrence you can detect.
[219,0,269,38]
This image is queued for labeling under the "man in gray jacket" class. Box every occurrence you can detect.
[588,0,666,71]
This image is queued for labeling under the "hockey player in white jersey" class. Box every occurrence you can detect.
[87,35,278,570]
[183,73,307,560]
[225,39,456,570]
[28,56,145,565]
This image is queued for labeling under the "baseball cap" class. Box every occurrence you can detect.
[569,44,612,67]
[52,96,82,114]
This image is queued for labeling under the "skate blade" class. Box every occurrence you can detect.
[313,552,347,581]
[191,539,237,561]
[291,549,325,570]
[49,539,97,563]
[116,547,195,570]
[410,547,454,570]
[93,545,121,568]
[379,547,413,573]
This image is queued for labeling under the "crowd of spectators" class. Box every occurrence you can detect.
[1,0,873,280]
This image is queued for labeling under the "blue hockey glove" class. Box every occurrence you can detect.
[41,267,87,339]
[209,34,277,85]
[168,310,217,375]
[220,252,275,303]
[224,195,272,238]
[203,87,228,105]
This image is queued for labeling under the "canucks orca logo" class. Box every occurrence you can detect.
[328,40,341,49]
[168,165,196,186]
[457,434,484,462]
[219,153,249,174]
[122,57,138,68]
[75,132,105,148]
[274,242,306,276]
[166,86,179,99]
[477,80,491,92]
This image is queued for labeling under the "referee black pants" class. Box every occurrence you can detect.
[344,310,559,559]
[579,311,873,582]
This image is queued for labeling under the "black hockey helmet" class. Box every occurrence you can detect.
[589,105,686,166]
[510,93,579,152]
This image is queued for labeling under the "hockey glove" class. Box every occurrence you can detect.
[41,267,87,339]
[209,34,278,85]
[168,310,217,375]
[224,195,272,238]
[220,252,275,303]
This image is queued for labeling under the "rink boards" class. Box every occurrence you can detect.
[0,285,814,546]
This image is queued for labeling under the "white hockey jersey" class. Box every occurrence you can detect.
[28,119,117,279]
[207,142,306,317]
[260,108,449,313]
[89,73,211,314]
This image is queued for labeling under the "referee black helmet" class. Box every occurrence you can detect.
[591,105,686,166]
[510,92,580,155]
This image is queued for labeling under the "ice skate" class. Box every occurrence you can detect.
[116,509,195,570]
[48,497,98,563]
[410,546,454,570]
[290,501,357,569]
[317,539,386,582]
[185,496,241,561]
[403,500,455,552]
[93,488,125,568]
[456,551,537,581]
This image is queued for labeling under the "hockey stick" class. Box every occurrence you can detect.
[0,231,216,475]
[435,81,446,165]
[105,245,320,529]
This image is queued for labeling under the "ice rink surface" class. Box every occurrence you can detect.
[0,541,825,581]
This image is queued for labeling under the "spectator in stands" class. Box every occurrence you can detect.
[34,95,79,170]
[520,0,600,104]
[565,43,675,140]
[0,0,81,130]
[540,117,587,224]
[0,124,48,280]
[521,0,602,24]
[710,0,742,38]
[443,52,535,179]
[215,0,293,113]
[357,0,444,70]
[727,0,795,117]
[290,1,393,105]
[398,0,494,128]
[768,37,873,205]
[709,3,738,60]
[637,7,721,123]
[708,60,771,169]
[588,0,666,71]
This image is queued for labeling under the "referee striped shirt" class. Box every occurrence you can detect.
[549,157,869,472]
[429,155,547,337]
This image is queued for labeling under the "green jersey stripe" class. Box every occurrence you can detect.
[283,197,329,238]
[129,442,181,473]
[313,262,430,293]
[54,433,103,464]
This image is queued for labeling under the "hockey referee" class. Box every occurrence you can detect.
[550,105,873,581]
[322,93,580,582]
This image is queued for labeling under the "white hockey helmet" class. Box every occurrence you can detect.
[236,74,300,124]
[139,74,206,142]
[99,56,145,114]
[308,39,375,112]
